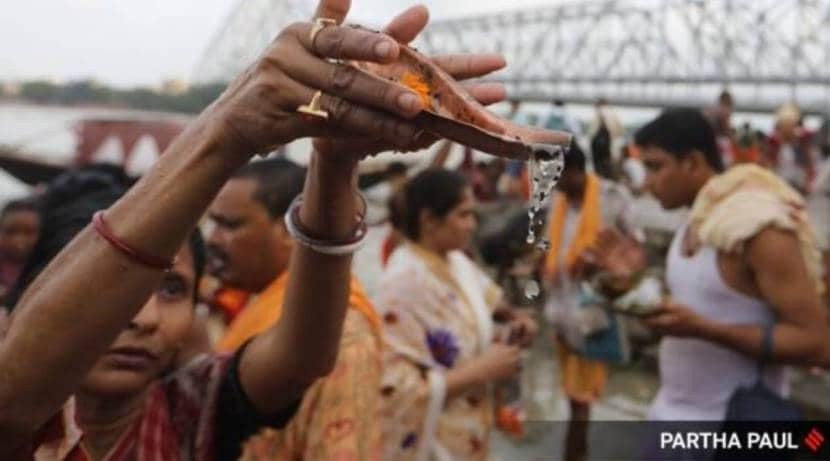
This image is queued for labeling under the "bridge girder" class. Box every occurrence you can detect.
[193,0,314,85]
[194,0,830,113]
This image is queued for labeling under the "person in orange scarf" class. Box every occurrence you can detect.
[206,158,383,460]
[542,144,641,461]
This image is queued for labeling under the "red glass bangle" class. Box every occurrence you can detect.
[92,211,174,271]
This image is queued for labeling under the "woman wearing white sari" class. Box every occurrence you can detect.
[376,169,536,461]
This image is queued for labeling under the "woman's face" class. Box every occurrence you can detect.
[422,187,478,253]
[0,209,40,262]
[81,245,197,398]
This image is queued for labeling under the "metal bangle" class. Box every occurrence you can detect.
[283,193,368,256]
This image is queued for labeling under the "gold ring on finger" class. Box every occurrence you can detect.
[309,17,338,51]
[297,90,329,120]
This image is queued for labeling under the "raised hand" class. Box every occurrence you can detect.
[313,4,508,160]
[205,0,427,159]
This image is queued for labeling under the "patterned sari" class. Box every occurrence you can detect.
[220,272,384,461]
[375,243,502,461]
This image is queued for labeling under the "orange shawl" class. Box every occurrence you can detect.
[217,272,381,352]
[543,173,603,277]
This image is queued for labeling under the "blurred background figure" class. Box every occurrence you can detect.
[619,143,647,195]
[541,143,639,461]
[545,100,583,135]
[374,161,410,267]
[765,103,817,195]
[588,98,625,179]
[818,113,830,160]
[0,198,40,301]
[733,122,764,165]
[376,168,536,461]
[705,90,738,167]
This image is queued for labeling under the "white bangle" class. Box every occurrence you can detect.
[283,193,368,256]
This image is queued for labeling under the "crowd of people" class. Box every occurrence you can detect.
[0,1,829,460]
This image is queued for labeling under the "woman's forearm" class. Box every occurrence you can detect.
[445,363,483,400]
[283,152,358,373]
[0,119,248,439]
[239,152,360,414]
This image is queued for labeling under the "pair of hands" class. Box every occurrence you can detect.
[206,0,507,164]
[470,310,539,383]
[570,228,647,291]
[495,308,538,348]
[567,229,707,338]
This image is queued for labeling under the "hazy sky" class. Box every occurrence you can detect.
[1,0,552,88]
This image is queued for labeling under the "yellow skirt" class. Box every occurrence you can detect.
[554,337,608,404]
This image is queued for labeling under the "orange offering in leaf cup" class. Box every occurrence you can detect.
[352,30,573,161]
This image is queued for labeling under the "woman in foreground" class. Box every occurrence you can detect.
[0,0,509,457]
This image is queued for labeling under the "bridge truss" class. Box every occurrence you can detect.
[195,0,830,113]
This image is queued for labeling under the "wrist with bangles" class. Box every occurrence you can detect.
[283,192,368,256]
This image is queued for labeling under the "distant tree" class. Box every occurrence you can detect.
[121,87,165,110]
[14,79,227,113]
[61,80,113,105]
[20,81,61,104]
[173,83,226,113]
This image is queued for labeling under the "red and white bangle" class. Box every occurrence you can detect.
[283,193,368,256]
[92,211,175,271]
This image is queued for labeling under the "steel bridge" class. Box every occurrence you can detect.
[194,0,830,114]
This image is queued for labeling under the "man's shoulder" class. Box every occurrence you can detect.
[745,226,802,261]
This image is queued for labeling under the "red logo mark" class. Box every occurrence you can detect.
[804,428,825,453]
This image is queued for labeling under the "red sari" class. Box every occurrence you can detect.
[25,354,231,461]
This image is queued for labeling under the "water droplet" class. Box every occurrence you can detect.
[524,280,540,299]
[526,144,568,249]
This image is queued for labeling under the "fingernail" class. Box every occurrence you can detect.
[374,40,394,59]
[397,92,421,113]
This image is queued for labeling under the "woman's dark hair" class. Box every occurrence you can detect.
[402,168,469,240]
[387,187,406,233]
[479,207,530,268]
[1,198,41,220]
[634,108,725,172]
[6,166,205,310]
